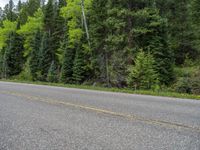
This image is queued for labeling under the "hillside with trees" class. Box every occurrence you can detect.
[0,0,200,95]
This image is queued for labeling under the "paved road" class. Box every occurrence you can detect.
[0,81,200,150]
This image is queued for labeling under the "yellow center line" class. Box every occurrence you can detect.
[1,90,200,133]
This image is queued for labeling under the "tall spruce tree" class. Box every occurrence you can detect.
[61,39,75,83]
[3,0,17,21]
[72,45,85,84]
[144,8,175,85]
[44,0,54,34]
[52,0,66,61]
[38,32,52,81]
[3,30,24,77]
[43,0,58,65]
[29,29,42,80]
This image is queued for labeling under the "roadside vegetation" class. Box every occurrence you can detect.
[0,0,200,99]
[1,79,200,100]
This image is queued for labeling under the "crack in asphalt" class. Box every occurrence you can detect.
[1,90,200,133]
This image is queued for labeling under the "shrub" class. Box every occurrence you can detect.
[175,69,200,95]
[47,61,58,83]
[190,70,200,95]
[174,77,192,94]
[127,50,159,90]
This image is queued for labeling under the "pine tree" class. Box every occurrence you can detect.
[3,31,24,77]
[72,46,85,84]
[43,0,58,64]
[90,0,110,85]
[60,40,75,83]
[52,0,66,61]
[38,32,52,81]
[29,29,42,80]
[147,9,175,85]
[3,0,17,21]
[44,0,54,34]
[127,50,158,90]
[104,0,135,87]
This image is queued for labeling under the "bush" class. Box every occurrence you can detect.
[190,70,200,95]
[175,77,192,94]
[175,69,200,95]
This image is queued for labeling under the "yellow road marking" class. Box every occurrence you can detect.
[1,90,200,132]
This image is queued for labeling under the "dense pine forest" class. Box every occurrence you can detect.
[0,0,200,95]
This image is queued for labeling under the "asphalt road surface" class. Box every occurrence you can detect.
[0,81,200,150]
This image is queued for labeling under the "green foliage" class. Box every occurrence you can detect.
[3,31,24,77]
[60,40,75,83]
[17,8,44,57]
[44,0,54,34]
[2,0,17,21]
[0,20,17,49]
[29,30,42,80]
[47,61,58,83]
[127,50,158,90]
[190,77,200,95]
[18,9,44,35]
[72,46,86,84]
[190,0,200,54]
[108,51,127,87]
[61,0,92,47]
[175,77,192,94]
[175,67,200,95]
[89,0,108,83]
[0,0,199,96]
[16,59,33,81]
[38,32,52,81]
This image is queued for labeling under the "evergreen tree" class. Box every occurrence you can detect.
[190,0,200,54]
[29,29,42,80]
[38,32,52,81]
[44,0,54,34]
[127,50,158,90]
[0,0,200,94]
[72,46,85,84]
[17,0,22,12]
[17,0,41,25]
[26,0,41,16]
[61,40,75,83]
[156,0,195,65]
[3,31,24,77]
[146,8,175,85]
[52,0,66,61]
[3,0,17,21]
[89,0,108,82]
[43,0,58,64]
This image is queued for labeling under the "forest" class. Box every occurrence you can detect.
[0,0,200,95]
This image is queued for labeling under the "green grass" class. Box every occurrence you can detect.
[1,79,200,100]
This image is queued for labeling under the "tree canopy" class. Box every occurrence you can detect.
[0,0,200,94]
